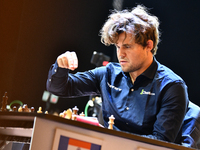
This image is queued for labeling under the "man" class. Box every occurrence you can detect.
[47,5,189,144]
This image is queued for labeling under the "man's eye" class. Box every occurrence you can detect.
[125,45,130,48]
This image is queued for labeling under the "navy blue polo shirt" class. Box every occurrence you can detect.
[47,58,189,143]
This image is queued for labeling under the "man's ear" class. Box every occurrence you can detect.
[146,40,154,52]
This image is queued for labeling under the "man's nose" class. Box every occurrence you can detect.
[118,48,125,58]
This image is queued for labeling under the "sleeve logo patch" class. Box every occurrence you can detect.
[107,82,122,91]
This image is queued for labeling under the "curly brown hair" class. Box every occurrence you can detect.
[100,5,160,55]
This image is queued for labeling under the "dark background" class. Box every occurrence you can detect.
[1,0,200,114]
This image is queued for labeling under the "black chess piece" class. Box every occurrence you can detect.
[0,92,8,111]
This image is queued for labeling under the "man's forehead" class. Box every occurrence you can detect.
[116,33,135,45]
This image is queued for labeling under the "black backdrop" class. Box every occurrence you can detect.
[1,0,200,113]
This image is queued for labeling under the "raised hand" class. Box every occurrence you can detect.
[57,51,78,70]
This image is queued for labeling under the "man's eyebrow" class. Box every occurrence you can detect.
[123,43,131,46]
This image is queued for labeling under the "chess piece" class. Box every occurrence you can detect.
[108,115,115,130]
[37,107,43,113]
[13,106,17,112]
[72,106,79,120]
[22,104,29,112]
[59,112,64,117]
[80,112,85,117]
[18,106,23,112]
[59,108,72,119]
[1,92,8,111]
[65,108,72,119]
[31,107,35,112]
[72,106,79,115]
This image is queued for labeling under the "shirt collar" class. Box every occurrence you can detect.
[141,57,158,79]
[121,57,158,80]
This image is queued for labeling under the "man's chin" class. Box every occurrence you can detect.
[121,67,129,73]
[121,66,136,73]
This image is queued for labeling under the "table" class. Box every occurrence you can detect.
[0,112,195,150]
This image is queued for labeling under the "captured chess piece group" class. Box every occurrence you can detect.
[0,92,45,113]
[12,104,46,113]
[15,105,47,114]
[1,92,115,129]
[17,104,35,113]
[59,106,115,129]
[59,106,80,120]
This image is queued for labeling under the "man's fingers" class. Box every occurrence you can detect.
[57,53,68,68]
[62,57,69,69]
[57,57,65,68]
[71,52,78,68]
[57,51,78,70]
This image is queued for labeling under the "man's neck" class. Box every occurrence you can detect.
[129,57,153,83]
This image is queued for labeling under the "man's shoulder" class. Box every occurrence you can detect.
[94,62,121,72]
[106,62,121,69]
[90,62,122,77]
[156,61,184,82]
[105,62,122,74]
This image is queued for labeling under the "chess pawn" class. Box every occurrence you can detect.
[31,107,35,112]
[12,106,17,112]
[59,112,64,118]
[37,107,43,113]
[18,106,23,112]
[80,112,85,117]
[62,110,67,117]
[108,115,115,130]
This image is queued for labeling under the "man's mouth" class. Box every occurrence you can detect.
[120,60,128,65]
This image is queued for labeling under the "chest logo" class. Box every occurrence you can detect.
[140,89,155,95]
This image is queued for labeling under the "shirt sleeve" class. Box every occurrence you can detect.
[145,81,189,142]
[46,61,102,97]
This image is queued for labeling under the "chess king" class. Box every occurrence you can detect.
[47,5,189,145]
[1,92,8,111]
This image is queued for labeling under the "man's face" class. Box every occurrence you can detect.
[116,32,150,73]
